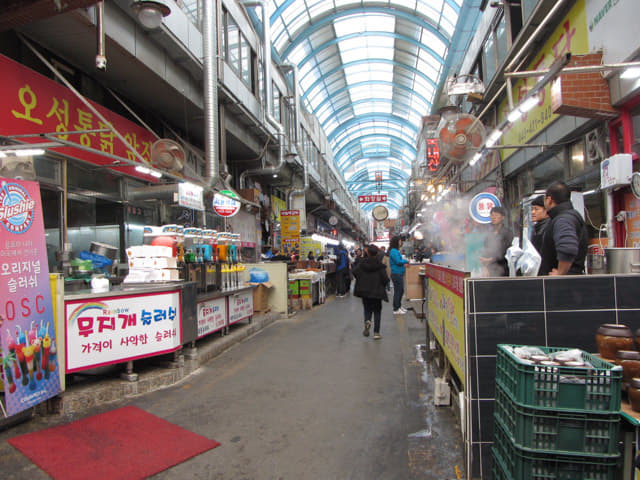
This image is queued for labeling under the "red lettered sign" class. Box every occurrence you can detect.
[358,195,387,203]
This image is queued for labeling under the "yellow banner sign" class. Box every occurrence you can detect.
[499,0,589,160]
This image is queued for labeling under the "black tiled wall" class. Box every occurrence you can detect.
[465,274,640,480]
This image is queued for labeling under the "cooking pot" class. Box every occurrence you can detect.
[90,241,118,260]
[605,248,640,274]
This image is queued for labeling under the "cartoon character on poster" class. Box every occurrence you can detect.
[0,178,61,417]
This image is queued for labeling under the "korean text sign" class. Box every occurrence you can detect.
[197,297,226,338]
[426,264,465,386]
[228,291,253,325]
[0,178,62,416]
[0,54,157,182]
[64,291,182,372]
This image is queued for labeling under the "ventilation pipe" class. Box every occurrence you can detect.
[203,0,219,189]
[239,0,285,189]
[95,2,106,71]
[280,63,309,209]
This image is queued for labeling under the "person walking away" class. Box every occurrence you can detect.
[539,181,588,275]
[479,206,513,276]
[352,245,389,339]
[389,236,409,314]
[530,195,549,254]
[335,243,349,297]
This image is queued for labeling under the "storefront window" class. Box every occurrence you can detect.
[521,0,537,23]
[496,15,508,68]
[532,154,565,191]
[569,140,585,177]
[240,35,251,87]
[227,15,239,73]
[483,33,497,84]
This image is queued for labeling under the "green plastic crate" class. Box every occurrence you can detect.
[492,450,511,480]
[496,344,622,414]
[494,384,620,456]
[492,420,620,480]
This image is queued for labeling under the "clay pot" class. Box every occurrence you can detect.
[629,378,640,412]
[616,350,640,384]
[596,324,634,360]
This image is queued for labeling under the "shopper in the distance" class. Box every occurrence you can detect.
[388,236,409,314]
[352,245,389,340]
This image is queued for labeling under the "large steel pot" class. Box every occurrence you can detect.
[90,241,118,260]
[605,248,640,274]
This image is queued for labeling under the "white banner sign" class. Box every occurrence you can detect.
[178,182,204,211]
[587,0,637,64]
[197,297,227,337]
[65,291,182,372]
[228,290,253,325]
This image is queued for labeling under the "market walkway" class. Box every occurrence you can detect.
[0,294,465,479]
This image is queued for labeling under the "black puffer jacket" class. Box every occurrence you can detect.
[352,256,389,301]
[538,201,587,275]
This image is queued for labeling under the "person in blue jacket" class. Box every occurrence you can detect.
[389,235,409,314]
[334,242,349,297]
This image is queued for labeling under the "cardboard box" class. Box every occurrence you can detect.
[247,282,273,312]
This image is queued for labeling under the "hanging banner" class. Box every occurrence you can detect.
[178,182,204,211]
[0,177,62,417]
[0,54,159,182]
[358,195,387,203]
[280,209,300,252]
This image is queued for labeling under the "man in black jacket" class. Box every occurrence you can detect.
[539,181,587,275]
[352,245,389,340]
[530,195,549,254]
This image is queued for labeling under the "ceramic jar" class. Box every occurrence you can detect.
[596,324,634,360]
[616,350,640,384]
[629,378,640,412]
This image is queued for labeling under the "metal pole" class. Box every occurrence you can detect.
[504,61,640,78]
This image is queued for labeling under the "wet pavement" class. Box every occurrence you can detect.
[0,293,465,479]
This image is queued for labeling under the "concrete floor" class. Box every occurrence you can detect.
[0,294,465,479]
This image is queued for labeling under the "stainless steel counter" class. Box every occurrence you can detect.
[63,282,185,301]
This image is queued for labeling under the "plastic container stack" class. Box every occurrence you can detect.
[492,344,622,480]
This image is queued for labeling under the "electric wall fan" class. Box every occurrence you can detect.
[150,139,185,172]
[437,112,486,164]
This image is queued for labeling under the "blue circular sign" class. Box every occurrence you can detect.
[469,192,501,224]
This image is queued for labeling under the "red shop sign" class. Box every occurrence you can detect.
[0,54,158,182]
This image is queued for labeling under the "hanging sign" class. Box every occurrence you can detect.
[0,177,62,417]
[213,190,241,217]
[178,182,204,211]
[469,192,501,224]
[426,138,441,172]
[280,209,300,251]
[0,54,159,182]
[358,195,387,203]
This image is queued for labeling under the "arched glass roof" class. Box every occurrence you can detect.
[256,0,477,218]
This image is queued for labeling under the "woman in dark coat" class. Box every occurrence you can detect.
[352,245,389,339]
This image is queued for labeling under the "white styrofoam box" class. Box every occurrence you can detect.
[123,268,152,283]
[126,245,173,259]
[150,257,177,269]
[128,257,154,269]
[601,154,632,189]
[149,269,180,282]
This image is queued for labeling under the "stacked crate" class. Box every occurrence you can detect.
[492,344,622,480]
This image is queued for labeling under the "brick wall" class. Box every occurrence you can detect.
[551,52,619,119]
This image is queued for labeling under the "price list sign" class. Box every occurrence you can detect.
[0,178,62,416]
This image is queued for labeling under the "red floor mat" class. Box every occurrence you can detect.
[8,405,220,480]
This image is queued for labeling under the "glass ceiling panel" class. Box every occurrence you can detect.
[261,0,468,214]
